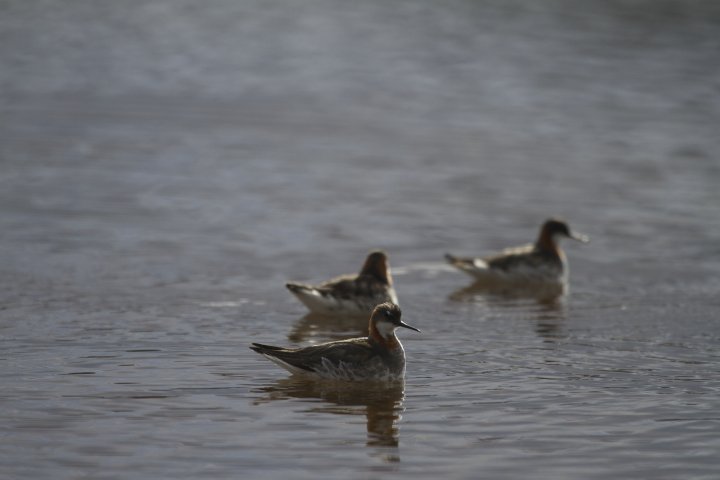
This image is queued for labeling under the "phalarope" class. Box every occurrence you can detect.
[286,250,398,315]
[250,302,419,381]
[445,218,589,285]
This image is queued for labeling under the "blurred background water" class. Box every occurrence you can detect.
[1,1,719,479]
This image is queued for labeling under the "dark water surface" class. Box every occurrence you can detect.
[2,1,719,479]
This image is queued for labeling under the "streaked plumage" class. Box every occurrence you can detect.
[250,303,419,381]
[286,250,398,315]
[445,218,589,285]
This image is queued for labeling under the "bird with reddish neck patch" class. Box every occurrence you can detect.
[286,250,398,315]
[250,303,419,381]
[445,218,589,286]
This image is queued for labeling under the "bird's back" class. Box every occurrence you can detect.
[484,244,564,281]
[251,338,404,380]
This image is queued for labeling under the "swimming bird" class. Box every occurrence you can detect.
[445,218,589,285]
[286,250,398,315]
[250,302,419,381]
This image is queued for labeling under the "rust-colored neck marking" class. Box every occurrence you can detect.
[535,225,562,257]
[360,251,391,285]
[369,319,401,351]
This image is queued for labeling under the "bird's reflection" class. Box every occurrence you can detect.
[533,308,566,340]
[448,280,567,341]
[288,312,369,343]
[253,376,405,454]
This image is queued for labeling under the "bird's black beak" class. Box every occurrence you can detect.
[569,231,590,243]
[398,320,421,333]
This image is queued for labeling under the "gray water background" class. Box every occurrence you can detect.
[1,1,719,478]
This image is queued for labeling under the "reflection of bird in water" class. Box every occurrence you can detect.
[253,376,405,450]
[534,311,566,341]
[445,218,589,287]
[448,279,566,307]
[251,303,420,381]
[287,312,369,344]
[286,250,398,315]
[449,281,567,341]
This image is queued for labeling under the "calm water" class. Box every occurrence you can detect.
[1,1,719,479]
